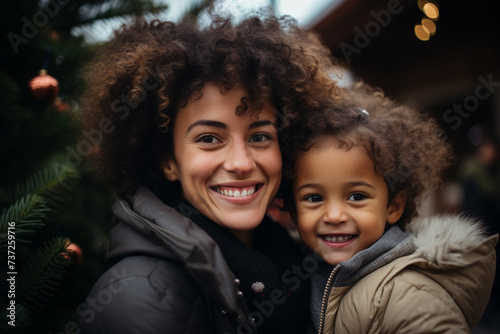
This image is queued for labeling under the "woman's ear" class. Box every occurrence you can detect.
[161,157,179,182]
[387,191,406,225]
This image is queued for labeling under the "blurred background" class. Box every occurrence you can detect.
[1,0,498,333]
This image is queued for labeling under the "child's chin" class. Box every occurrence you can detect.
[322,253,351,266]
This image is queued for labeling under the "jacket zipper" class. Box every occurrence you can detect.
[318,264,341,334]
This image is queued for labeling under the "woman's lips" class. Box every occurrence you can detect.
[210,183,264,198]
[211,184,263,198]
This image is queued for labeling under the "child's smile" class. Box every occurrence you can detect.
[320,234,358,251]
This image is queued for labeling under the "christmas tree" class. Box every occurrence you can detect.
[0,1,188,333]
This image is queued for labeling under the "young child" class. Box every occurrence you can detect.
[282,83,498,333]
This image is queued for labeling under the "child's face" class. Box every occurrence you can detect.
[294,141,403,266]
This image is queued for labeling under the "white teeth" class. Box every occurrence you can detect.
[323,235,354,242]
[215,187,256,197]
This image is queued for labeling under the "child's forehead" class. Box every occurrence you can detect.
[294,140,387,191]
[297,135,375,169]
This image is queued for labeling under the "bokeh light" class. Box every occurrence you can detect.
[415,24,431,41]
[423,2,439,20]
[422,18,436,35]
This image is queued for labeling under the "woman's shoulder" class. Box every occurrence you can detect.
[77,255,206,333]
[91,255,199,296]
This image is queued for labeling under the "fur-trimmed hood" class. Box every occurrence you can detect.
[322,214,498,333]
[403,215,498,329]
[408,214,491,267]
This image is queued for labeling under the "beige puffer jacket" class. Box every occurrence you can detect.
[319,215,498,334]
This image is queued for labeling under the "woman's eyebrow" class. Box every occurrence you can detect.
[249,120,276,129]
[187,120,226,133]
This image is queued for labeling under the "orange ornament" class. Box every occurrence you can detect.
[63,241,84,265]
[28,69,59,104]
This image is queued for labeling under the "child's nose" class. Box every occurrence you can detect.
[323,201,348,225]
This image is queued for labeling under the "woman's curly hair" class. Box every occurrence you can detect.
[281,82,455,226]
[82,11,340,198]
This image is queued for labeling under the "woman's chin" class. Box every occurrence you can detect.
[213,210,264,232]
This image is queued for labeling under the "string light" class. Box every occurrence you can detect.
[415,1,439,41]
[415,24,430,41]
[421,18,436,35]
[423,3,439,20]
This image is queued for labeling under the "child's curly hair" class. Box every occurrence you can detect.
[82,11,340,198]
[281,82,455,226]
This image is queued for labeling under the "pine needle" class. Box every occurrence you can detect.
[11,163,79,207]
[0,195,48,248]
[0,303,31,334]
[16,237,71,313]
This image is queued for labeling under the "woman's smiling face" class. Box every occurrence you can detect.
[162,83,282,242]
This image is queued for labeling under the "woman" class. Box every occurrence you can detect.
[77,12,339,334]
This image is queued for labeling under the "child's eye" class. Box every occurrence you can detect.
[348,193,367,201]
[196,134,220,144]
[249,133,273,143]
[304,194,324,202]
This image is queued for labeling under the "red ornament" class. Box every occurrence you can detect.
[28,69,59,104]
[54,97,70,112]
[62,240,84,265]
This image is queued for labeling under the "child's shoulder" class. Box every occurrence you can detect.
[334,257,467,333]
[336,214,496,331]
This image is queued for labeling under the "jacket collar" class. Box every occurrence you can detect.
[333,225,415,287]
[109,187,240,312]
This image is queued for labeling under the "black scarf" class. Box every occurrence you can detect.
[173,199,310,334]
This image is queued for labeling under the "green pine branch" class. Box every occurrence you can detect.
[0,194,48,249]
[10,162,79,209]
[49,0,168,33]
[16,237,71,312]
[0,303,32,334]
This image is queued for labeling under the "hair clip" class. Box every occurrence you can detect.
[358,107,369,116]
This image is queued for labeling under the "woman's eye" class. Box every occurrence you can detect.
[197,135,220,144]
[304,194,323,202]
[249,133,272,143]
[348,193,367,201]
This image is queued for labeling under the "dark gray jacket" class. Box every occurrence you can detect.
[77,187,255,333]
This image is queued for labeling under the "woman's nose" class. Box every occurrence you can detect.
[223,141,255,175]
[323,201,348,225]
